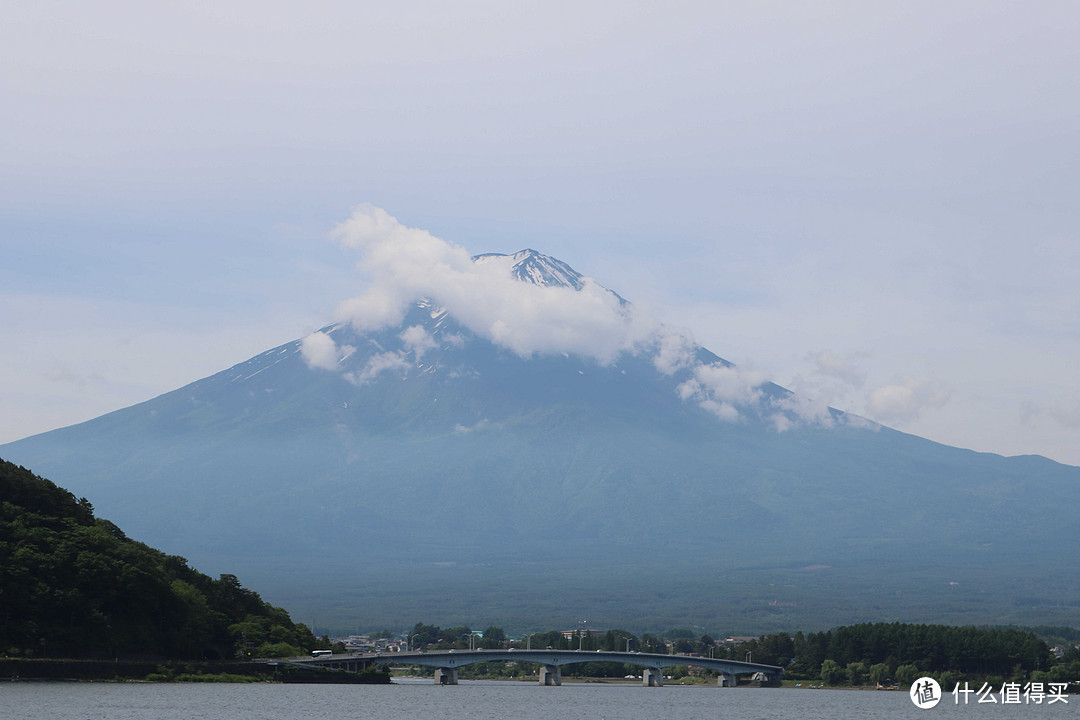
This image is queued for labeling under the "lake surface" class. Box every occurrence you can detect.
[1,678,1071,719]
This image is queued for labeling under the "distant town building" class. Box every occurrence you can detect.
[561,629,605,639]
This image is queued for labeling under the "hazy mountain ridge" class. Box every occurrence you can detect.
[3,249,1078,632]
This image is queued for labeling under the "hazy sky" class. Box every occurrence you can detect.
[2,1,1078,465]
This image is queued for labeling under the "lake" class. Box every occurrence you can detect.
[1,678,1071,719]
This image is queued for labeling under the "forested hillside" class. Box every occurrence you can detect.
[0,458,318,660]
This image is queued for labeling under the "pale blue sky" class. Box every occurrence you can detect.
[2,1,1078,464]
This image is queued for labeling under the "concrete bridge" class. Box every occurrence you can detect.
[272,649,783,687]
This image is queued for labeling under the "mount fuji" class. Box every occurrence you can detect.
[4,248,1079,632]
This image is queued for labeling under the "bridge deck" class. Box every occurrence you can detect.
[276,648,783,680]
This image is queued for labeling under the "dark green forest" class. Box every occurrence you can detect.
[0,458,321,660]
[726,623,1078,687]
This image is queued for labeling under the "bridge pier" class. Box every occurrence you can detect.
[718,672,738,687]
[642,667,664,687]
[434,668,459,685]
[539,664,562,686]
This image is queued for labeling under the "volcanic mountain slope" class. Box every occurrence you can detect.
[4,250,1079,632]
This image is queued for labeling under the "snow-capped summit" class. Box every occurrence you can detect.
[473,249,586,290]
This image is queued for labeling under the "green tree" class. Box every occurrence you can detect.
[168,580,214,658]
[788,631,819,678]
[757,632,795,666]
[672,638,694,654]
[255,641,304,657]
[845,661,868,686]
[481,626,506,648]
[868,662,890,686]
[639,633,665,654]
[440,626,472,649]
[895,663,920,687]
[409,623,441,649]
[820,659,843,685]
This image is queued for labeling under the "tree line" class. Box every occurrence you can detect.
[402,621,1079,686]
[0,458,325,660]
[723,623,1078,687]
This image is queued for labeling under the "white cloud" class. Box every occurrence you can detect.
[676,362,767,422]
[652,326,699,375]
[325,206,881,431]
[331,205,663,365]
[867,376,950,424]
[335,289,407,333]
[453,419,495,434]
[696,363,767,404]
[807,350,867,388]
[347,351,411,386]
[300,331,343,370]
[322,207,973,436]
[771,392,835,430]
[400,325,438,361]
[699,398,740,422]
[771,352,869,429]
